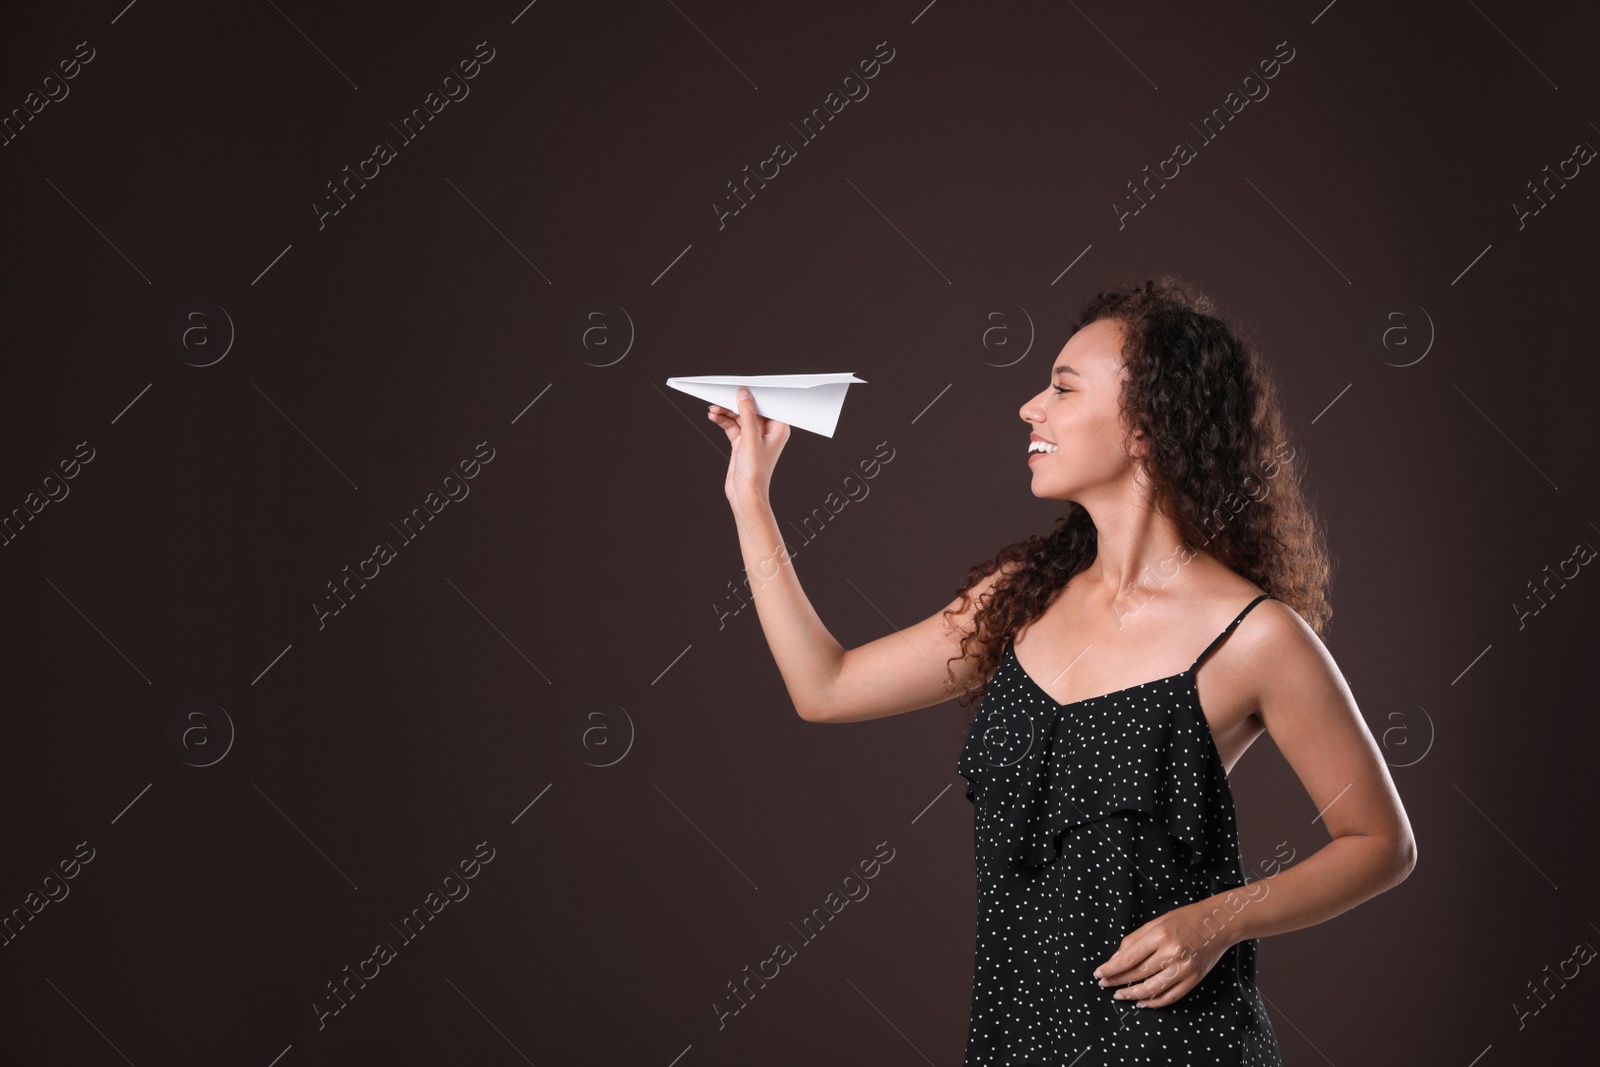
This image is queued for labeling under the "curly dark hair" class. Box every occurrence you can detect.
[941,274,1334,717]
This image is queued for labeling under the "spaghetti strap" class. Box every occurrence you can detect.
[1189,592,1277,673]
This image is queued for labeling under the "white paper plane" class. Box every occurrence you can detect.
[667,372,868,438]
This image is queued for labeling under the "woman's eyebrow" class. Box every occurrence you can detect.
[1054,364,1083,378]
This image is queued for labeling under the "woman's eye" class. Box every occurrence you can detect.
[1052,385,1072,395]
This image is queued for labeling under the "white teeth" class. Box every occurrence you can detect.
[1028,440,1058,454]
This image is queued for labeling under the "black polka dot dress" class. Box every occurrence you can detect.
[956,593,1283,1066]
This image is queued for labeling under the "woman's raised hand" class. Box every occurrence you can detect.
[707,386,790,513]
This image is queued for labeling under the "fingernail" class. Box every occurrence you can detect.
[1092,968,1101,978]
[737,387,749,400]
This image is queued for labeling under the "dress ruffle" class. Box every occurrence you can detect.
[957,672,1225,873]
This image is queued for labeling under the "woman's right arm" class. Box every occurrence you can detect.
[744,503,1009,722]
[710,388,1007,723]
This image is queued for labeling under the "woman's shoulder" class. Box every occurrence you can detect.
[1181,560,1310,646]
[1197,571,1325,676]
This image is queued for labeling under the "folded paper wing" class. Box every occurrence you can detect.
[666,373,867,438]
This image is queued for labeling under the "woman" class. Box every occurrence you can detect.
[707,276,1416,1065]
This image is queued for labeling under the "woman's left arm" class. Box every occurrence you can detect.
[1205,600,1418,944]
[1094,600,1417,1008]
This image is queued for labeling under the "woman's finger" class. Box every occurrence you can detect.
[1131,973,1195,1009]
[1113,958,1179,1003]
[1096,938,1156,986]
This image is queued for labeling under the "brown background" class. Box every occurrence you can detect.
[2,0,1596,1063]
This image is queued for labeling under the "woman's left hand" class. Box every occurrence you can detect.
[1092,902,1234,1008]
